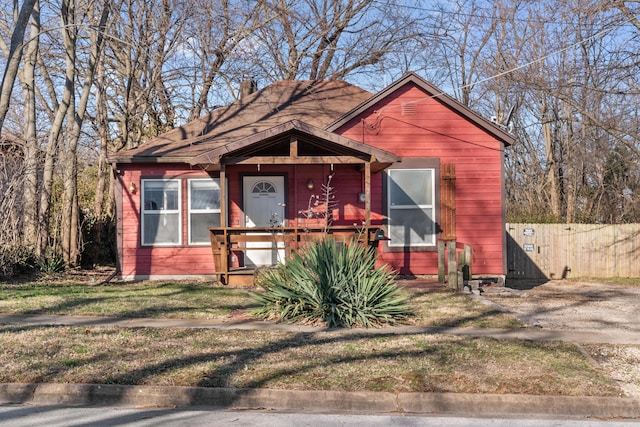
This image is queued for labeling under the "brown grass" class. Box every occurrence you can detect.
[0,274,622,396]
[0,325,620,396]
[0,278,519,328]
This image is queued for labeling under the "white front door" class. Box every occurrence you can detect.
[243,176,285,267]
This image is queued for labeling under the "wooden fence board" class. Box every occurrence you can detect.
[507,223,640,279]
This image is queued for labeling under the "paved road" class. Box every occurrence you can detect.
[1,405,638,427]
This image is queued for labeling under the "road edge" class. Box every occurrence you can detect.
[1,383,639,418]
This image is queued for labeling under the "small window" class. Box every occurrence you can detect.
[387,168,436,247]
[141,179,181,246]
[188,179,221,245]
[252,181,276,194]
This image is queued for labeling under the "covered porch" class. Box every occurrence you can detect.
[208,225,387,286]
[188,120,400,286]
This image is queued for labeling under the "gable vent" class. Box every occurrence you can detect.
[402,102,417,116]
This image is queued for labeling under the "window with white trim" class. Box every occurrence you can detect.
[141,179,181,245]
[387,168,436,247]
[188,179,221,245]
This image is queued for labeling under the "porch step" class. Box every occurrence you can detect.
[219,267,256,287]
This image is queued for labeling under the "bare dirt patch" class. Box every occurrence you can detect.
[482,279,640,398]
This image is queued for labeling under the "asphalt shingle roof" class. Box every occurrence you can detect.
[112,80,372,162]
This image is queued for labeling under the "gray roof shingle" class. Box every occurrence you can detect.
[111,79,372,162]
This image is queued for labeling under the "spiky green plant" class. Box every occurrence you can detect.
[37,255,66,274]
[251,238,410,328]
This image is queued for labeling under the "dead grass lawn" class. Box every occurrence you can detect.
[0,279,519,328]
[0,325,620,396]
[0,275,621,396]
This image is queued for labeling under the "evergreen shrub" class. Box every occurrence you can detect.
[252,238,410,328]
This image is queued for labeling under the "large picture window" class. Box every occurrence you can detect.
[141,179,181,245]
[387,168,436,247]
[188,179,221,244]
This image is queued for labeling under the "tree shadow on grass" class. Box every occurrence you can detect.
[1,282,259,319]
[99,330,445,391]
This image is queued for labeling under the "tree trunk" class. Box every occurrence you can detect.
[59,0,111,266]
[59,0,78,265]
[93,60,108,264]
[0,0,38,133]
[564,103,576,224]
[541,100,561,220]
[20,0,40,250]
[38,0,76,257]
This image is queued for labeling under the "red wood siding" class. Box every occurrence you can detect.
[117,164,220,278]
[336,83,506,276]
[117,163,374,278]
[117,81,506,278]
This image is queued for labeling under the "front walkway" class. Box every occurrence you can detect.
[1,312,638,345]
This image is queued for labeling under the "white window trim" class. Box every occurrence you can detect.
[141,178,182,246]
[387,168,436,247]
[188,178,221,245]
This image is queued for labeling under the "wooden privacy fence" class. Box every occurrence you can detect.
[506,223,640,279]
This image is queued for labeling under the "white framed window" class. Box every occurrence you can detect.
[188,179,221,245]
[141,179,181,246]
[387,168,436,247]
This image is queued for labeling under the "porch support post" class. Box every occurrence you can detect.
[220,164,227,227]
[437,240,446,284]
[448,240,458,290]
[364,161,371,228]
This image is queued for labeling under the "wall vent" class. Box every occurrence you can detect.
[402,102,417,116]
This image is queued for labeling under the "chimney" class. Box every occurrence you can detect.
[239,78,257,98]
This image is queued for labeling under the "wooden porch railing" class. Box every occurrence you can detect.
[209,226,383,286]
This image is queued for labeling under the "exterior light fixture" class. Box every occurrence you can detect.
[306,179,314,191]
[129,181,137,194]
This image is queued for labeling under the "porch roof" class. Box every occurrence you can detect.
[189,119,400,172]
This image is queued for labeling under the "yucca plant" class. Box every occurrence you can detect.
[252,238,410,328]
[37,255,66,274]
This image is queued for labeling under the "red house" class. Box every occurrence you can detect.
[110,73,514,284]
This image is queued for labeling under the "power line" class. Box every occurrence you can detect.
[377,115,505,151]
[373,14,634,116]
[372,0,627,27]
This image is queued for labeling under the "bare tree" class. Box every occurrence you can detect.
[183,0,268,120]
[431,0,499,107]
[58,0,111,265]
[16,0,40,249]
[247,0,422,83]
[0,0,38,133]
[497,0,640,223]
[102,0,187,150]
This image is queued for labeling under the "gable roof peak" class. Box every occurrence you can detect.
[327,72,515,146]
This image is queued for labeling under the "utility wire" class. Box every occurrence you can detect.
[373,14,634,116]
